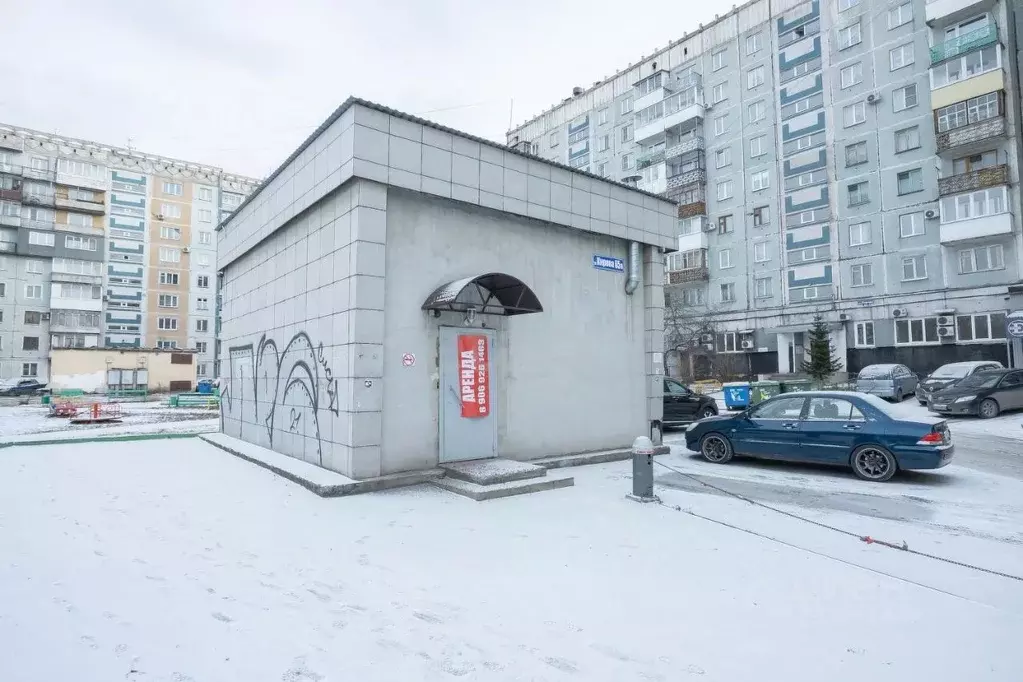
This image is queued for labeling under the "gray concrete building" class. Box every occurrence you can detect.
[216,98,672,478]
[508,0,1023,376]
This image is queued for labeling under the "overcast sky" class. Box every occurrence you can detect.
[5,0,730,179]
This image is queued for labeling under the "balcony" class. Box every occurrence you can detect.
[0,133,24,152]
[22,192,54,207]
[0,163,22,176]
[52,271,104,286]
[936,114,1006,152]
[636,147,665,170]
[677,230,709,253]
[666,267,710,284]
[930,24,998,65]
[56,172,108,192]
[940,212,1011,243]
[664,135,703,162]
[634,90,705,145]
[0,241,15,253]
[0,187,21,202]
[938,164,1008,197]
[926,0,998,25]
[21,218,54,231]
[666,168,706,191]
[0,214,21,228]
[55,195,106,215]
[677,201,707,219]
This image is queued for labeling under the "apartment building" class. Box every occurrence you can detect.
[0,125,258,382]
[508,0,1023,374]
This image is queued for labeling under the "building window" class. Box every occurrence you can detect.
[854,321,874,347]
[889,43,914,70]
[896,168,923,195]
[840,63,862,89]
[714,115,728,136]
[716,180,733,201]
[843,101,866,127]
[597,134,610,152]
[597,162,609,177]
[0,282,6,297]
[197,297,209,310]
[849,221,871,246]
[712,48,726,71]
[58,283,101,299]
[64,235,98,251]
[196,362,209,376]
[850,263,873,287]
[712,82,727,103]
[158,294,179,308]
[952,150,997,174]
[894,126,920,153]
[196,342,208,354]
[747,66,765,89]
[620,97,633,115]
[620,125,633,143]
[549,132,559,147]
[718,215,734,234]
[597,108,608,125]
[26,260,43,274]
[22,362,38,377]
[28,231,55,247]
[940,187,1006,222]
[198,208,213,223]
[715,148,732,168]
[198,231,213,245]
[957,313,1006,342]
[932,46,999,89]
[837,22,862,50]
[746,32,762,55]
[159,203,183,219]
[901,254,927,281]
[156,340,178,350]
[52,258,102,276]
[160,225,182,240]
[163,181,183,196]
[896,317,939,345]
[22,336,39,351]
[197,186,213,201]
[753,242,769,263]
[936,93,999,133]
[720,282,736,302]
[157,317,178,331]
[753,205,770,226]
[751,170,769,192]
[0,200,21,217]
[66,212,93,227]
[896,213,924,239]
[848,182,869,206]
[844,141,867,166]
[959,244,1004,273]
[887,2,913,29]
[24,310,41,325]
[682,288,705,306]
[159,247,181,263]
[160,271,180,285]
[196,274,210,288]
[892,84,917,112]
[24,284,43,299]
[196,254,211,267]
[621,154,634,171]
[196,319,210,332]
[747,101,765,123]
[719,249,733,269]
[838,0,860,11]
[755,277,772,298]
[749,135,766,158]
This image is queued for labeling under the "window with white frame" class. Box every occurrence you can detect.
[720,282,736,302]
[838,0,859,11]
[746,32,762,55]
[598,108,608,125]
[715,147,732,168]
[159,247,181,263]
[795,135,813,151]
[845,141,867,166]
[28,231,55,247]
[897,168,923,195]
[747,101,765,123]
[64,235,97,251]
[57,283,101,299]
[936,93,999,132]
[899,212,924,237]
[621,153,634,171]
[712,82,727,103]
[747,66,765,89]
[66,212,92,227]
[24,284,43,299]
[0,200,20,217]
[68,188,95,202]
[620,125,633,143]
[716,179,734,200]
[156,340,178,350]
[840,63,862,89]
[894,126,920,153]
[196,362,209,376]
[895,317,939,345]
[196,342,208,355]
[196,230,211,245]
[837,22,862,50]
[159,271,179,285]
[682,288,705,306]
[163,182,183,196]
[750,135,766,157]
[843,101,866,127]
[753,205,770,226]
[931,46,999,89]
[849,221,871,246]
[753,242,769,263]
[160,225,181,240]
[940,186,1007,223]
[22,362,38,377]
[887,2,913,29]
[597,134,610,152]
[718,215,734,234]
[196,319,210,332]
[197,297,209,310]
[157,317,178,330]
[52,258,102,276]
[712,48,726,71]
[755,277,772,298]
[26,260,42,274]
[549,132,559,147]
[620,97,633,114]
[901,254,927,280]
[958,244,1004,273]
[889,43,915,70]
[196,254,211,267]
[158,294,179,308]
[848,181,869,205]
[956,312,1006,342]
[850,263,872,287]
[196,274,210,288]
[892,84,917,112]
[197,186,213,201]
[719,249,733,269]
[160,203,182,219]
[0,282,6,297]
[714,115,728,136]
[57,158,102,178]
[198,208,213,223]
[854,321,874,347]
[792,99,812,115]
[751,170,769,191]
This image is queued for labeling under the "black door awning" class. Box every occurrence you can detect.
[421,273,543,316]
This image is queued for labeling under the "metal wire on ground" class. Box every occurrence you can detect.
[652,458,1023,584]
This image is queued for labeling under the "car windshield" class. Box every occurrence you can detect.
[931,365,972,378]
[858,365,895,379]
[954,373,1002,390]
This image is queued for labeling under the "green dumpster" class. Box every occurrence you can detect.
[781,378,813,393]
[750,380,781,404]
[41,395,51,405]
[168,395,180,407]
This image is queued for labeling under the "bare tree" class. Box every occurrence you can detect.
[664,290,752,383]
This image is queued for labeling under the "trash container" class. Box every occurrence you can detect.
[196,380,213,395]
[750,380,781,404]
[168,395,179,407]
[41,395,51,405]
[722,382,751,411]
[781,378,813,393]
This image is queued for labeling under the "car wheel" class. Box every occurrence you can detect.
[700,433,733,464]
[894,389,903,403]
[979,398,1000,419]
[850,445,898,482]
[700,406,717,419]
[918,400,927,406]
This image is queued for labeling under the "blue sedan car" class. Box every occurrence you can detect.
[684,391,953,481]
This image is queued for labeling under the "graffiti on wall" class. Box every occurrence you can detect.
[221,332,340,463]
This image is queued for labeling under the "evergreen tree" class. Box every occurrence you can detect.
[801,314,844,383]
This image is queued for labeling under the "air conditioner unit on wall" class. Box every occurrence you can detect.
[866,93,881,105]
[741,339,755,350]
[838,313,850,321]
[937,315,954,326]
[938,326,955,338]
[892,308,908,318]
[701,333,714,343]
[925,209,939,220]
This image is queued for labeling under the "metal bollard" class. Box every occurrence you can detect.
[627,435,660,503]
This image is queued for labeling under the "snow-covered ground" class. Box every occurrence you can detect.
[1,439,1021,681]
[0,402,218,442]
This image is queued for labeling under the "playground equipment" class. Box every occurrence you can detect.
[69,402,123,425]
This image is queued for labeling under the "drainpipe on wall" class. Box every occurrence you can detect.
[624,241,641,295]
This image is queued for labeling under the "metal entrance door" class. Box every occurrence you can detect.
[439,326,497,463]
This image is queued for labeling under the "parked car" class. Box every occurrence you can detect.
[929,368,1023,419]
[0,379,47,396]
[855,364,918,402]
[663,378,719,428]
[917,361,1004,406]
[684,391,953,482]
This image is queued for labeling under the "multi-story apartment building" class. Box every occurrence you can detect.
[508,0,1023,374]
[0,125,258,382]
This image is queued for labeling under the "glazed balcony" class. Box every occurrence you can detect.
[666,168,706,191]
[664,134,703,162]
[936,113,1006,153]
[0,241,16,253]
[926,0,999,26]
[0,185,21,202]
[930,23,997,65]
[938,164,1008,197]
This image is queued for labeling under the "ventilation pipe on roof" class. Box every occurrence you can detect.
[625,241,641,296]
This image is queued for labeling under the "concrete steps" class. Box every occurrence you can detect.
[433,458,574,501]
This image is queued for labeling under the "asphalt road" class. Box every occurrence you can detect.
[946,431,1023,481]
